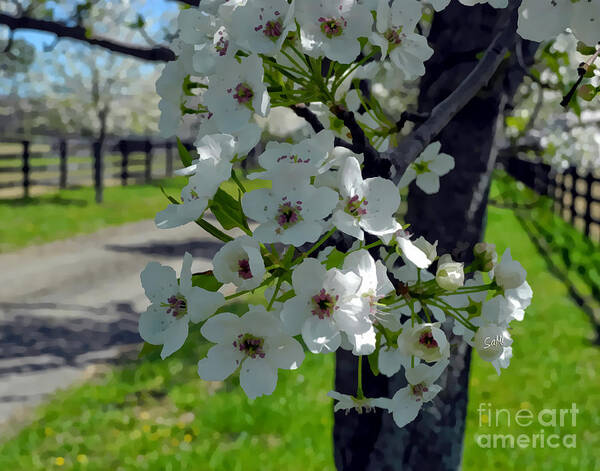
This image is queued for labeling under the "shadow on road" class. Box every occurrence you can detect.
[0,301,140,377]
[104,239,223,258]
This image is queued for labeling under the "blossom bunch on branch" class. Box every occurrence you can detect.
[134,0,567,429]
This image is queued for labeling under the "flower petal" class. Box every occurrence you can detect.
[198,344,244,381]
[239,358,278,399]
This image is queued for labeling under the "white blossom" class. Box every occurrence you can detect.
[379,360,449,428]
[195,118,262,158]
[296,0,373,64]
[156,59,189,138]
[197,305,305,399]
[155,159,231,229]
[139,253,225,359]
[493,248,527,290]
[332,156,402,242]
[518,0,600,46]
[242,182,339,246]
[395,230,438,269]
[177,132,237,176]
[378,338,413,377]
[204,54,270,133]
[248,130,336,190]
[398,142,455,194]
[341,250,395,354]
[280,258,371,353]
[371,0,432,80]
[212,236,266,291]
[230,0,295,55]
[328,391,390,413]
[398,321,450,363]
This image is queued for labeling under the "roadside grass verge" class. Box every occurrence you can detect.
[0,174,263,253]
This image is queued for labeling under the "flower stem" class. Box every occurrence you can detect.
[356,355,365,400]
[293,227,336,265]
[267,277,283,311]
[230,169,247,193]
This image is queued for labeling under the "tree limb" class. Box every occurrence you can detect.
[174,0,201,5]
[289,104,360,152]
[386,1,522,181]
[290,104,324,133]
[0,13,176,62]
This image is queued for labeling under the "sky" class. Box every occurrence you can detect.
[1,0,179,99]
[11,0,178,51]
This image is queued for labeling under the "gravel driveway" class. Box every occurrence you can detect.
[0,219,223,425]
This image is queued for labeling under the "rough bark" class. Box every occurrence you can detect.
[333,4,536,470]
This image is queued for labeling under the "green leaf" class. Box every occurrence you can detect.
[325,248,346,270]
[578,84,597,101]
[195,218,234,242]
[584,64,596,78]
[576,41,597,56]
[367,349,380,376]
[176,137,193,167]
[191,271,223,292]
[160,186,180,205]
[138,342,161,359]
[210,188,249,231]
[275,289,296,303]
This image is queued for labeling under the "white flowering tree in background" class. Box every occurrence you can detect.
[2,0,599,469]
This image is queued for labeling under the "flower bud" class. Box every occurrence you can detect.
[413,237,438,265]
[435,254,464,291]
[473,242,497,272]
[474,324,511,362]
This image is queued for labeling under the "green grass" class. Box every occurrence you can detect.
[0,302,336,471]
[462,203,600,470]
[0,180,598,470]
[0,178,186,253]
[0,174,263,253]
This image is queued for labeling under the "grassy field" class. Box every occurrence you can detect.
[0,178,187,253]
[0,181,598,469]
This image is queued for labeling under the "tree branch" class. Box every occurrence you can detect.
[386,1,522,181]
[289,104,359,152]
[0,13,175,62]
[329,105,391,178]
[290,104,324,133]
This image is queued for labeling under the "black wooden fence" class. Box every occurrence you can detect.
[505,157,600,243]
[0,137,189,202]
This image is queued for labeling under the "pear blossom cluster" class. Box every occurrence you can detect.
[139,0,540,429]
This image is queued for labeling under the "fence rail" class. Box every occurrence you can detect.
[505,157,600,243]
[0,137,191,202]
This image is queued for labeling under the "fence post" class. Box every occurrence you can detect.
[165,141,173,177]
[22,140,30,198]
[144,139,153,183]
[59,139,68,189]
[93,141,103,203]
[119,140,129,186]
[584,172,595,238]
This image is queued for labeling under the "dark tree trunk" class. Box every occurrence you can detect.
[333,4,536,470]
